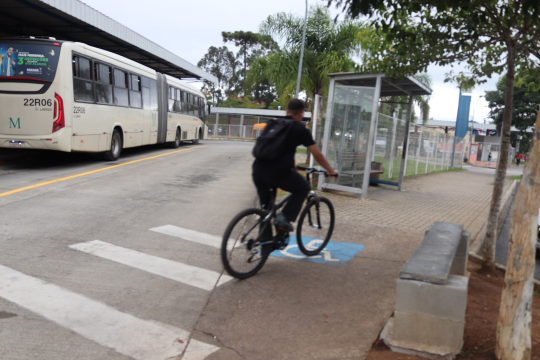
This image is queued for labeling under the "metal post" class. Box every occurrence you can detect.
[425,129,431,174]
[415,129,422,175]
[388,116,398,178]
[309,94,320,168]
[239,115,244,138]
[295,0,308,98]
[319,78,336,190]
[214,113,219,136]
[397,95,414,191]
[434,132,440,171]
[361,76,382,199]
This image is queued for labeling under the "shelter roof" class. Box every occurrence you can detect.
[327,73,432,97]
[0,0,217,83]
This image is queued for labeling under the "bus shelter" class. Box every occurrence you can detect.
[320,73,432,199]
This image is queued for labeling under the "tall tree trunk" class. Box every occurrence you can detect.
[495,108,539,360]
[482,45,516,273]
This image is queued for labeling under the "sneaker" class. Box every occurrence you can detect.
[274,213,294,232]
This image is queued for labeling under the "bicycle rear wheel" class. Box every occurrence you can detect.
[221,208,272,279]
[296,197,335,256]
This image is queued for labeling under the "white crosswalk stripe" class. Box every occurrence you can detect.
[70,240,233,291]
[0,264,219,360]
[150,225,223,248]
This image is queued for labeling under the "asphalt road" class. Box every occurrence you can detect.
[496,203,540,281]
[0,141,257,359]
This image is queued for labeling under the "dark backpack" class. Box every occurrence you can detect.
[252,118,295,161]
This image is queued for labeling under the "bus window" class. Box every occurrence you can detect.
[168,86,174,112]
[95,63,113,105]
[175,89,182,113]
[113,69,129,107]
[149,79,158,111]
[129,74,142,108]
[73,56,94,103]
[142,76,150,111]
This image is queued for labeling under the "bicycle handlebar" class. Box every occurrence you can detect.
[297,165,338,178]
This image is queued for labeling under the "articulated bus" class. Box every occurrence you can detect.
[0,38,208,161]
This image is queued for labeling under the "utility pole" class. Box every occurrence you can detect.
[295,0,308,98]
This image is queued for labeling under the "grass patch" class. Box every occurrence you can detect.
[510,175,522,181]
[373,155,465,181]
[296,147,307,153]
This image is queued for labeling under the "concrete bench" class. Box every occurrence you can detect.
[381,222,470,359]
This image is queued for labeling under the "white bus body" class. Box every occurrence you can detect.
[0,38,208,160]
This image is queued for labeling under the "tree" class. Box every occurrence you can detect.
[328,0,540,358]
[222,31,277,94]
[486,75,540,130]
[219,94,266,109]
[247,5,365,145]
[197,46,239,106]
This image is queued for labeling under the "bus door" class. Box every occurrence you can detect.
[155,73,168,144]
[141,76,158,145]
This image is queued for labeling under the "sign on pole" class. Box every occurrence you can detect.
[455,92,472,138]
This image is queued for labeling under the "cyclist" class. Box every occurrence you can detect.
[252,99,338,232]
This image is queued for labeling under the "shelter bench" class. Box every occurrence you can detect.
[334,151,384,187]
[380,222,470,359]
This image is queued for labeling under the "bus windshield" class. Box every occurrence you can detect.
[0,42,61,82]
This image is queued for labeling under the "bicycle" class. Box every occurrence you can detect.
[221,166,336,279]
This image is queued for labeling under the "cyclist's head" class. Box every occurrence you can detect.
[287,99,305,121]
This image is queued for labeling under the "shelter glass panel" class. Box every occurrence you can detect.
[325,85,375,191]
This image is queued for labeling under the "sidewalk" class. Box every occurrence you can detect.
[194,169,507,360]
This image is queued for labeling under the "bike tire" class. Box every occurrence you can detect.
[296,197,335,256]
[221,208,272,279]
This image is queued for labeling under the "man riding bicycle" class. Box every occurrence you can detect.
[252,99,338,232]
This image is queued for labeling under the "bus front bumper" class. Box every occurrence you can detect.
[0,127,72,152]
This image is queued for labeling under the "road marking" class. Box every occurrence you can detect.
[70,240,232,291]
[0,264,219,360]
[150,225,223,249]
[0,146,202,199]
[272,235,365,266]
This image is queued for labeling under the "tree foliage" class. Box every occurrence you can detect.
[247,5,364,107]
[486,76,540,132]
[197,46,238,106]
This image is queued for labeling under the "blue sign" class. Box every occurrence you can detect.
[455,92,472,138]
[271,235,365,266]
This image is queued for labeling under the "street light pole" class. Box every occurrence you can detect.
[295,0,308,98]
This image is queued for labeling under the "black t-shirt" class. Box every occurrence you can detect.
[254,117,315,169]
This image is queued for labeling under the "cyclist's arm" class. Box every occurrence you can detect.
[307,144,338,176]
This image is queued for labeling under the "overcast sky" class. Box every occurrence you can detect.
[80,0,497,123]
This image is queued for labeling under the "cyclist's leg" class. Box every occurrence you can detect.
[277,170,310,223]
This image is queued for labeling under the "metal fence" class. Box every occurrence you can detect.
[206,114,274,139]
[374,114,465,182]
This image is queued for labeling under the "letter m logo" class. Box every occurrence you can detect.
[9,118,20,129]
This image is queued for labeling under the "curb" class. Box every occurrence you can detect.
[469,180,518,256]
[468,179,540,286]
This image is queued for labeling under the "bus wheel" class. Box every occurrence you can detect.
[103,130,122,161]
[170,128,181,148]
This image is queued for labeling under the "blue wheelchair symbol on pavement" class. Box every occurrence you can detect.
[271,235,365,266]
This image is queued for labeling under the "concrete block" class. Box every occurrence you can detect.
[450,231,470,276]
[456,230,470,258]
[400,222,464,285]
[380,318,458,360]
[395,275,468,321]
[392,310,464,355]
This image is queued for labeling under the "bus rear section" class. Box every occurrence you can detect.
[0,40,71,152]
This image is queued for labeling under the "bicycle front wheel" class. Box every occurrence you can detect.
[296,197,335,256]
[221,208,272,279]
